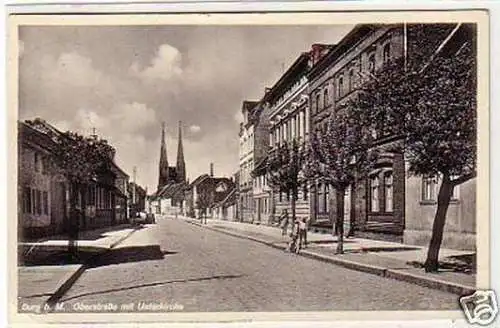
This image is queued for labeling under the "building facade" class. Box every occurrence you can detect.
[261,49,323,223]
[238,101,259,222]
[18,119,131,240]
[306,23,476,249]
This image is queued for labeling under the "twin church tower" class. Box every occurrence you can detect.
[157,121,186,191]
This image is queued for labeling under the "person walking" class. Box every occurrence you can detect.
[279,209,289,236]
[298,217,308,250]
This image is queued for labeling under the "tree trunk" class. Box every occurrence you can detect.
[335,188,345,254]
[291,190,297,223]
[424,174,454,272]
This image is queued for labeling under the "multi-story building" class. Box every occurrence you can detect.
[259,47,331,224]
[238,100,259,222]
[307,24,476,249]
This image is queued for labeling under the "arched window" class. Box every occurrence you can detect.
[349,69,355,91]
[323,87,329,108]
[338,76,344,98]
[383,43,391,63]
[370,175,380,212]
[368,53,376,74]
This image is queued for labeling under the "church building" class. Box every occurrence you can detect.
[149,121,188,216]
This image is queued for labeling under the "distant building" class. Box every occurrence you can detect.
[185,165,236,220]
[238,100,259,222]
[150,121,187,216]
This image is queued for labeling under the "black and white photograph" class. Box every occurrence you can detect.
[7,8,491,326]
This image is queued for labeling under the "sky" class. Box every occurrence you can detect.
[19,24,353,193]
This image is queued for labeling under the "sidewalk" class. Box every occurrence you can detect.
[17,223,142,310]
[181,216,476,296]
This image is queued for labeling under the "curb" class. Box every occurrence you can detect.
[185,220,475,296]
[43,226,141,310]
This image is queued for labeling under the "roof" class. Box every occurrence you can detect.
[152,182,188,200]
[308,24,378,80]
[189,174,211,188]
[241,100,259,113]
[213,187,237,208]
[262,52,311,104]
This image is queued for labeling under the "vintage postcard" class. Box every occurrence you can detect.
[6,5,492,326]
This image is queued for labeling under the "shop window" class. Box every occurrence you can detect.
[370,175,380,212]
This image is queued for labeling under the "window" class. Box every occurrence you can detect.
[422,175,460,202]
[43,191,49,215]
[338,76,344,98]
[349,69,355,91]
[35,190,42,215]
[23,187,32,213]
[318,183,324,213]
[323,87,329,108]
[303,184,308,201]
[384,171,393,212]
[422,176,438,201]
[368,53,376,74]
[316,93,321,112]
[324,185,330,213]
[370,176,380,212]
[34,153,41,173]
[383,43,391,63]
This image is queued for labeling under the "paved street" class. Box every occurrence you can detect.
[58,218,461,312]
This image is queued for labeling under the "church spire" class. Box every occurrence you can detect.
[176,120,186,183]
[158,122,169,191]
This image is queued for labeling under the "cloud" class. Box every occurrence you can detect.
[130,43,182,82]
[42,52,104,88]
[189,125,201,133]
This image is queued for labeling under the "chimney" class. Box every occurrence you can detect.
[210,163,214,177]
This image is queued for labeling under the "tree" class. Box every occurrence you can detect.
[196,187,214,223]
[50,131,116,256]
[266,138,303,225]
[305,105,375,254]
[355,24,476,271]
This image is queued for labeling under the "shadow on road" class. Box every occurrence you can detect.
[59,273,246,302]
[21,245,174,268]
